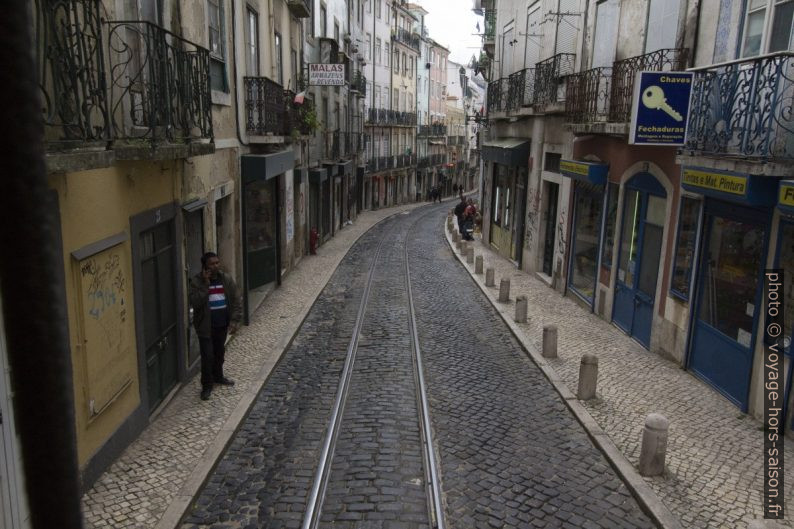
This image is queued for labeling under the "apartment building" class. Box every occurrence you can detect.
[480,0,794,430]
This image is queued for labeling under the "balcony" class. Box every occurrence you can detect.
[244,76,292,136]
[35,0,213,163]
[565,67,612,124]
[534,53,576,109]
[418,123,448,136]
[392,28,421,52]
[447,136,466,145]
[609,48,688,122]
[483,10,496,57]
[366,108,417,126]
[506,68,536,111]
[486,77,509,114]
[684,52,794,163]
[324,131,341,160]
[351,71,367,97]
[286,0,310,18]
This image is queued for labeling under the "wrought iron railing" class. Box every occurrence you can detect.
[244,76,290,135]
[366,108,417,126]
[483,10,496,43]
[565,67,612,123]
[392,28,421,51]
[686,52,794,161]
[609,48,688,122]
[418,156,430,168]
[351,71,367,95]
[106,20,212,143]
[534,53,575,108]
[487,77,510,113]
[35,0,110,147]
[506,68,536,111]
[418,123,447,136]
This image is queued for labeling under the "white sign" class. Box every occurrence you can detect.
[309,63,345,86]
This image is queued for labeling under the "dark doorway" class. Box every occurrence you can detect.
[542,182,559,276]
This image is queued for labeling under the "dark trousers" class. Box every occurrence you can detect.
[199,326,228,389]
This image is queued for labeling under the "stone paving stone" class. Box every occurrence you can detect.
[452,216,794,528]
[80,203,425,529]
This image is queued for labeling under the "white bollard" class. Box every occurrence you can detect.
[466,247,474,264]
[577,354,599,400]
[498,278,510,302]
[639,413,669,477]
[485,268,495,287]
[452,231,460,243]
[515,295,528,323]
[542,325,558,359]
[475,255,483,274]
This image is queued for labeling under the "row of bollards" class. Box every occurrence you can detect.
[448,221,668,477]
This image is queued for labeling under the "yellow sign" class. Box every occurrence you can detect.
[560,160,589,177]
[780,182,794,207]
[682,168,747,196]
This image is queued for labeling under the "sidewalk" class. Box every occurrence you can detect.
[80,201,428,529]
[447,219,794,529]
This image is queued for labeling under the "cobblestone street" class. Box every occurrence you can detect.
[179,203,654,528]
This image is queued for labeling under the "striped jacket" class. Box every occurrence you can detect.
[189,271,242,338]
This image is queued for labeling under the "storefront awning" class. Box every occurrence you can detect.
[309,167,327,183]
[560,159,608,185]
[779,180,794,215]
[481,138,530,167]
[241,150,295,184]
[681,166,778,207]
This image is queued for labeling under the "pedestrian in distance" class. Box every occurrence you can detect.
[189,252,242,401]
[454,196,467,235]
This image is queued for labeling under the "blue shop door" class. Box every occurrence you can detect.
[612,175,667,348]
[689,203,766,410]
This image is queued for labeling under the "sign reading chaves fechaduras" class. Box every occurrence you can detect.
[309,63,345,86]
[629,71,694,146]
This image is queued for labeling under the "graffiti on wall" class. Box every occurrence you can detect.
[524,187,541,252]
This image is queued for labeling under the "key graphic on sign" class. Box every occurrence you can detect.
[642,85,683,121]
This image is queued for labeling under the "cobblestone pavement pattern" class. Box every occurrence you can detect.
[452,211,794,528]
[183,202,654,528]
[80,202,425,529]
[409,206,655,529]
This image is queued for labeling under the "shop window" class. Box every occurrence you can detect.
[670,196,702,300]
[617,189,640,287]
[601,182,619,269]
[698,216,764,344]
[569,183,604,302]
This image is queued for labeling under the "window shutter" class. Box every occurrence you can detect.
[645,0,680,52]
[592,0,618,67]
[525,5,542,67]
[555,0,579,56]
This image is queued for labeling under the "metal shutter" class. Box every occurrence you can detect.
[555,0,579,56]
[592,0,618,67]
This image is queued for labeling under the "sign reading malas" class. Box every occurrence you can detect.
[309,63,345,86]
[629,71,694,146]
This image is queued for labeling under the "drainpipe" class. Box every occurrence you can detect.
[2,1,82,527]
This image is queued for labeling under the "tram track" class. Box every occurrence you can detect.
[301,204,447,529]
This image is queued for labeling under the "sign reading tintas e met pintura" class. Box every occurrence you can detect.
[309,63,345,86]
[629,71,694,146]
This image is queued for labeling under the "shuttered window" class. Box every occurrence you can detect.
[524,3,542,67]
[645,0,681,53]
[592,0,618,68]
[555,0,579,55]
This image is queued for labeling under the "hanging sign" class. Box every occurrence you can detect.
[629,71,694,146]
[309,63,345,86]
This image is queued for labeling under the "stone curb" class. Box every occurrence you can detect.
[154,200,436,529]
[443,220,683,529]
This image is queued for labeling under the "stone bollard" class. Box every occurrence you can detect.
[577,354,599,400]
[456,240,463,252]
[485,268,495,287]
[514,295,528,323]
[638,413,669,477]
[542,325,558,359]
[475,255,484,274]
[498,278,510,302]
[466,247,474,264]
[459,241,468,254]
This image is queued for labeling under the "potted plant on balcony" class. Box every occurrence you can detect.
[292,103,320,139]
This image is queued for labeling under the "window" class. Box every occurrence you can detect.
[742,0,794,56]
[592,0,619,68]
[393,88,399,110]
[320,4,327,37]
[366,33,371,60]
[569,183,604,303]
[375,38,381,64]
[408,92,413,110]
[393,50,399,72]
[334,21,339,44]
[670,196,702,300]
[645,0,680,53]
[291,48,298,89]
[601,182,619,269]
[385,43,390,66]
[402,52,407,75]
[367,0,371,12]
[376,0,381,18]
[245,8,259,76]
[274,33,283,85]
[375,85,380,107]
[543,152,561,173]
[207,0,227,92]
[408,56,413,78]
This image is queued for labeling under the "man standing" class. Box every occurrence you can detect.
[189,252,242,400]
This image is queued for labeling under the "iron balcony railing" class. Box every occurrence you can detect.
[506,68,536,111]
[534,53,576,108]
[447,135,467,145]
[244,76,292,135]
[418,123,447,136]
[351,71,367,96]
[392,28,421,51]
[609,48,689,122]
[565,67,612,123]
[483,10,496,43]
[487,77,510,113]
[35,0,213,148]
[366,108,417,126]
[686,52,794,161]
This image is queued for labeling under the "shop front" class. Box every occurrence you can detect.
[776,180,794,431]
[322,164,337,240]
[482,138,530,263]
[308,167,327,248]
[560,159,609,308]
[683,166,778,410]
[241,152,293,322]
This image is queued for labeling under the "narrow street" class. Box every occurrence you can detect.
[180,204,653,529]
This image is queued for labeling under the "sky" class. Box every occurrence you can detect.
[416,0,483,67]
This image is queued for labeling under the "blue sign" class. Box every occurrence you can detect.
[629,71,694,146]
